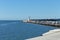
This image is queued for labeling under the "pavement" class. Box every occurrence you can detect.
[26,29,60,40]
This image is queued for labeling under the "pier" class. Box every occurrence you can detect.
[23,19,60,27]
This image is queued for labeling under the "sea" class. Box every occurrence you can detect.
[0,20,56,40]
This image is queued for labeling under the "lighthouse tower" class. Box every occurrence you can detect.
[27,16,31,22]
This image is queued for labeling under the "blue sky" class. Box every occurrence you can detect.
[0,0,60,20]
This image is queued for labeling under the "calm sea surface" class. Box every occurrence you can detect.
[0,20,56,40]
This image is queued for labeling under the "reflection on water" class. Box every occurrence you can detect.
[0,20,56,40]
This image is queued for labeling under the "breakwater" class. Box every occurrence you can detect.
[23,19,60,27]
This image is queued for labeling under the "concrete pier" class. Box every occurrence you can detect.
[23,19,60,27]
[26,29,60,40]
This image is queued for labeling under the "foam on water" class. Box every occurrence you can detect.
[43,29,60,36]
[0,22,17,26]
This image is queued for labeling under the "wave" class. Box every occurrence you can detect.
[0,22,17,26]
[43,29,60,36]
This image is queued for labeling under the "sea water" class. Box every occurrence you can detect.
[0,20,56,40]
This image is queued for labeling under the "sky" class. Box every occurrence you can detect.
[0,0,60,20]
